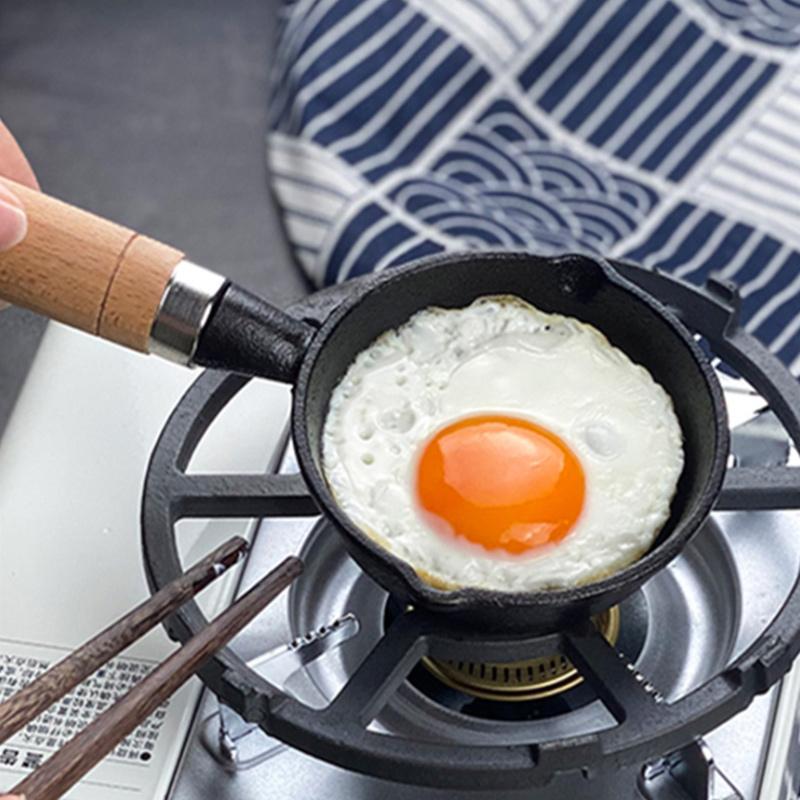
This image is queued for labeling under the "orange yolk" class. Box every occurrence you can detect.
[415,415,585,555]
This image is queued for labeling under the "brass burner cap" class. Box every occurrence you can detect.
[421,607,620,702]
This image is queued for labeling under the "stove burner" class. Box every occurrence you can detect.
[290,512,732,736]
[420,607,621,702]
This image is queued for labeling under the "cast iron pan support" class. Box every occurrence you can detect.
[142,262,800,790]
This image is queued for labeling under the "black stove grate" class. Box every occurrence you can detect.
[142,261,800,790]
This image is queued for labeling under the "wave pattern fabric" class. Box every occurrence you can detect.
[268,0,800,372]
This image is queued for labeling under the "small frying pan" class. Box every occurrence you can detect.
[0,180,729,632]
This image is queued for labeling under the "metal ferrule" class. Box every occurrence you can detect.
[149,260,227,365]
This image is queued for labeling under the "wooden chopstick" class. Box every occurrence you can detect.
[10,555,303,800]
[0,536,248,745]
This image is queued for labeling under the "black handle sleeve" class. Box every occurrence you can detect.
[194,284,316,382]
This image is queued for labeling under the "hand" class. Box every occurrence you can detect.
[0,121,38,310]
[0,120,37,250]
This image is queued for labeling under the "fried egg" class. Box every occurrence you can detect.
[321,296,684,593]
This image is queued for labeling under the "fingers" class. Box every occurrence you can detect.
[0,121,38,312]
[0,119,38,253]
[0,180,28,252]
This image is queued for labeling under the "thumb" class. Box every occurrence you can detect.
[0,181,27,251]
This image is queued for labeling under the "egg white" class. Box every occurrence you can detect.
[321,296,684,592]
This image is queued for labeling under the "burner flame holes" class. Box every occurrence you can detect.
[419,607,621,704]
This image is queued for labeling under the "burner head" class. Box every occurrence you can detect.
[421,607,620,702]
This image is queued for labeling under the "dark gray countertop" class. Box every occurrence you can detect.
[0,0,308,434]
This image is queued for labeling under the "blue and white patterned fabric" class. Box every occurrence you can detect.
[268,0,800,372]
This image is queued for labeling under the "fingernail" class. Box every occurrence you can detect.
[0,195,28,250]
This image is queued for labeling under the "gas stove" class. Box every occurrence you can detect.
[142,266,800,800]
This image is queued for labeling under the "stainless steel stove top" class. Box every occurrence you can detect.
[168,375,800,800]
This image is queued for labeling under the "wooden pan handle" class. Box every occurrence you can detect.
[0,178,185,351]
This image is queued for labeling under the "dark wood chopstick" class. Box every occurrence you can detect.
[10,555,303,800]
[0,536,248,745]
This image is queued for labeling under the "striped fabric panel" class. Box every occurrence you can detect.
[271,0,430,135]
[696,71,800,235]
[404,0,558,68]
[271,0,492,183]
[518,0,778,181]
[624,202,800,371]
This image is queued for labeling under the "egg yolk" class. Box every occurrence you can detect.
[415,415,585,555]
